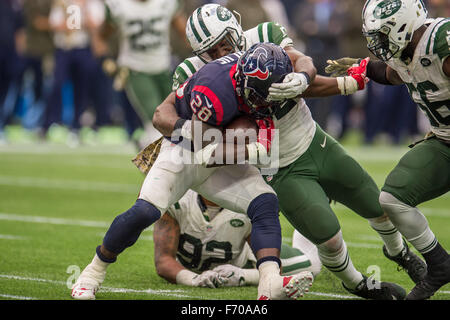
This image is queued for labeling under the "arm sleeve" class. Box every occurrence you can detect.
[257,22,293,48]
[432,19,450,63]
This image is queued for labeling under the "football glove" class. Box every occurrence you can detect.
[212,264,246,287]
[192,270,227,288]
[346,57,370,91]
[256,118,275,153]
[325,57,361,77]
[268,72,310,101]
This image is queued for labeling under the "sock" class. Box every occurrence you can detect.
[258,261,281,281]
[318,232,364,290]
[369,218,404,256]
[88,254,110,275]
[78,254,109,285]
[421,241,449,266]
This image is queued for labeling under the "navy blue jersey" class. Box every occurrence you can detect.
[175,52,247,127]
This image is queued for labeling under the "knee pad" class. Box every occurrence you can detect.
[247,193,281,253]
[103,199,161,254]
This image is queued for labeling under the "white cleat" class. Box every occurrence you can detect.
[258,271,314,300]
[71,262,106,300]
[71,277,100,300]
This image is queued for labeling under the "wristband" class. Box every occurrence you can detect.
[299,72,311,85]
[176,269,198,286]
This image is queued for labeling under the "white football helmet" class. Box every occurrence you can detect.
[186,4,245,62]
[362,0,427,61]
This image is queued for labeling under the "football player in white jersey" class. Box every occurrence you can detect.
[327,0,449,300]
[153,190,321,288]
[97,0,187,147]
[150,4,425,300]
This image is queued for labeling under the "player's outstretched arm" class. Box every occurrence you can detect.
[153,212,226,288]
[153,213,185,284]
[268,47,317,101]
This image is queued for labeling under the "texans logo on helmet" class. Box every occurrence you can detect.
[241,47,270,80]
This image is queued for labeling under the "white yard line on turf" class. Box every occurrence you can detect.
[0,293,37,300]
[0,212,153,232]
[0,175,139,194]
[0,274,205,299]
[0,234,27,240]
[0,144,136,155]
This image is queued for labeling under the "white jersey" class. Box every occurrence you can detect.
[271,99,316,168]
[105,0,179,73]
[386,18,450,142]
[167,190,256,273]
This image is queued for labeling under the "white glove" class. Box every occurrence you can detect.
[192,270,227,288]
[268,72,310,101]
[212,264,246,287]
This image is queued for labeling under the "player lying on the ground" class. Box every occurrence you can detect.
[149,41,422,300]
[325,0,449,300]
[153,190,321,288]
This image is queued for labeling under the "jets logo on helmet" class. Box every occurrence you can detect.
[373,0,402,19]
[240,47,270,80]
[217,6,232,21]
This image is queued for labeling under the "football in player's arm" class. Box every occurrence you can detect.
[326,0,449,300]
[153,190,321,288]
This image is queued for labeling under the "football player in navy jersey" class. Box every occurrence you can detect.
[71,47,314,300]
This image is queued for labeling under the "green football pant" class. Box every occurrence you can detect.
[382,137,450,207]
[125,70,172,123]
[267,125,384,245]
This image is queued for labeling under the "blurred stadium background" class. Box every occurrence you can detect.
[0,0,449,300]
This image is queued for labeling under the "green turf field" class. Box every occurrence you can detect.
[0,127,449,300]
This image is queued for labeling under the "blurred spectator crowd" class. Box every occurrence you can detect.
[1,0,449,147]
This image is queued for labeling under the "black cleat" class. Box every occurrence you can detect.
[406,256,450,300]
[383,240,427,284]
[343,275,406,300]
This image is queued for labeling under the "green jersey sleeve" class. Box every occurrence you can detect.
[172,57,204,91]
[432,19,450,61]
[256,22,293,48]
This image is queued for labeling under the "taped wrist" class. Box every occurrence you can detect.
[366,60,392,85]
[176,269,198,286]
[336,76,359,95]
[173,118,192,140]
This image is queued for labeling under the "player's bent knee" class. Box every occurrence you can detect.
[103,199,161,254]
[247,193,281,252]
[379,191,411,216]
